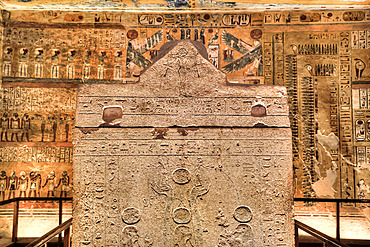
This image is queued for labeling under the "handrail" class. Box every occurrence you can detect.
[294,197,370,203]
[0,197,72,243]
[25,217,72,247]
[1,197,368,246]
[294,197,370,241]
[0,197,72,206]
[295,219,351,247]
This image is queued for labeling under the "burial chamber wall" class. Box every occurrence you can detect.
[1,6,370,207]
[1,5,370,241]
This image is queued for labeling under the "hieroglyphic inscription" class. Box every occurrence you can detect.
[0,146,73,163]
[79,97,286,116]
[1,87,76,112]
[74,43,292,246]
[285,55,299,166]
[77,95,288,127]
[272,33,285,86]
[300,77,316,183]
[263,42,273,85]
[339,31,354,199]
[74,127,293,247]
[2,6,370,236]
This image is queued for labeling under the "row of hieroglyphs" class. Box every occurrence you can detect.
[73,127,292,246]
[8,10,369,25]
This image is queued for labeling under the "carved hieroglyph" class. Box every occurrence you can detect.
[73,40,293,246]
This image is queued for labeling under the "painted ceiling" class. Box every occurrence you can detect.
[1,0,369,11]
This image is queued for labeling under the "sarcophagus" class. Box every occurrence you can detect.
[73,40,293,246]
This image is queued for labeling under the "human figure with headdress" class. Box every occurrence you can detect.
[18,171,28,197]
[8,171,18,199]
[28,170,42,197]
[52,117,58,142]
[64,117,70,142]
[21,113,31,142]
[56,171,70,197]
[0,171,8,200]
[43,171,56,197]
[0,113,9,142]
[10,113,21,142]
[41,117,46,142]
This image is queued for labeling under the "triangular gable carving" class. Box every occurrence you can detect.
[76,40,289,128]
[139,40,227,97]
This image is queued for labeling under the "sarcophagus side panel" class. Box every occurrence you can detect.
[73,128,293,246]
[73,40,293,247]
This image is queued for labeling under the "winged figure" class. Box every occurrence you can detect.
[221,30,263,74]
[126,30,164,72]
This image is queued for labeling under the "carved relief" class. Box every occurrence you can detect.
[174,225,194,247]
[74,39,292,244]
[0,3,369,245]
[217,224,254,247]
[172,168,191,185]
[233,206,252,223]
[122,225,140,246]
[173,207,192,224]
[122,207,141,225]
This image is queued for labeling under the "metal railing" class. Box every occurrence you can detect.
[294,197,370,246]
[25,217,72,247]
[1,197,369,246]
[0,197,72,245]
[295,219,350,247]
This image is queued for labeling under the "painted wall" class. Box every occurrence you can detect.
[0,7,370,203]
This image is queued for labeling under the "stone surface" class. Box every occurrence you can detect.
[76,40,289,128]
[73,40,293,246]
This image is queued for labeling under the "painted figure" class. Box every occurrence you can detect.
[8,171,18,199]
[52,117,58,142]
[19,48,28,60]
[241,39,262,76]
[64,117,70,142]
[10,113,21,142]
[21,113,31,142]
[200,28,205,44]
[43,171,56,197]
[0,171,8,201]
[221,31,263,76]
[28,171,42,197]
[125,30,163,77]
[56,171,70,197]
[1,113,9,142]
[40,117,46,142]
[18,171,28,197]
[357,179,370,199]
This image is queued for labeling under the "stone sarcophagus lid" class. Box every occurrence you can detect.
[73,40,293,246]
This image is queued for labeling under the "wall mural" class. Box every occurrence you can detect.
[0,8,370,203]
[0,85,75,199]
[2,0,369,9]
